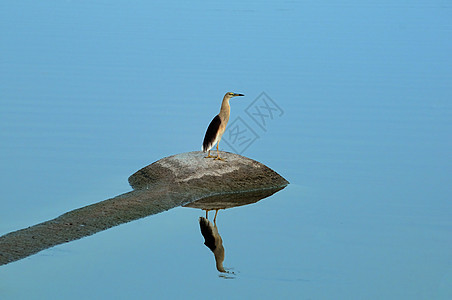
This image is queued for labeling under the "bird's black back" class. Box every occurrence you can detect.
[199,217,217,252]
[203,115,221,152]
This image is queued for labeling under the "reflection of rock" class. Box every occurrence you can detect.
[184,186,286,210]
[129,151,289,193]
[192,185,287,275]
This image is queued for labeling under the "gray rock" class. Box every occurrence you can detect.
[0,151,288,266]
[129,151,289,194]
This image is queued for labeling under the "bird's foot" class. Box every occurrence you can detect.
[214,157,224,161]
[204,155,216,159]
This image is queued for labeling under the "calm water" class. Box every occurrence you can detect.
[1,1,451,299]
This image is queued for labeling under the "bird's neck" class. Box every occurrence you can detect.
[219,97,230,123]
[214,235,226,272]
[216,260,226,273]
[215,250,226,272]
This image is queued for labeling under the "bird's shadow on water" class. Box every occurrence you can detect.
[184,186,287,279]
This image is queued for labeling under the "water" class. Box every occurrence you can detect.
[1,1,451,299]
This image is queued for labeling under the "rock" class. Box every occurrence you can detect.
[128,151,289,194]
[0,151,289,266]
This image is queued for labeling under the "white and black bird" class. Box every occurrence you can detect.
[202,92,244,160]
[199,216,226,273]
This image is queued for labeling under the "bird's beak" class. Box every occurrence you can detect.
[233,93,244,97]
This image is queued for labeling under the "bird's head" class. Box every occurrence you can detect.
[225,92,245,99]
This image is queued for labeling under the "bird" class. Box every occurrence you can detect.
[202,92,244,160]
[199,216,226,273]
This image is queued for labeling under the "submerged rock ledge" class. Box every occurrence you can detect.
[0,151,288,266]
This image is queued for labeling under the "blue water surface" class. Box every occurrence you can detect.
[0,1,451,299]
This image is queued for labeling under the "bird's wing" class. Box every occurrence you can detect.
[202,115,221,152]
[199,217,217,252]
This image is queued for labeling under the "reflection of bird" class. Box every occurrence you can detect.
[199,216,225,273]
[205,209,220,224]
[202,92,244,160]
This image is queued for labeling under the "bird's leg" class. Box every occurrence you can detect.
[214,142,224,160]
[214,209,219,225]
[204,150,215,159]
